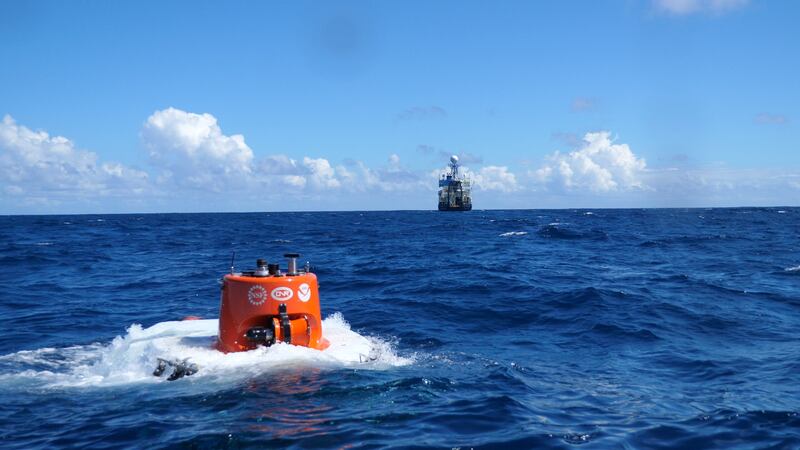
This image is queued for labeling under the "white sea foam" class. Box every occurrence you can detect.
[499,231,527,237]
[0,313,411,390]
[784,265,800,273]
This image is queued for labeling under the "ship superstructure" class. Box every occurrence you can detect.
[438,155,472,211]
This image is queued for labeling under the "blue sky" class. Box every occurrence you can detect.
[1,0,798,213]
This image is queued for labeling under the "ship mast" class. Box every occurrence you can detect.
[449,155,460,179]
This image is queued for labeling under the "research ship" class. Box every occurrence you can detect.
[438,155,472,211]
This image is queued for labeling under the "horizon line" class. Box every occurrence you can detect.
[1,205,797,217]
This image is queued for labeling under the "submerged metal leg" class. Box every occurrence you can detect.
[153,358,199,381]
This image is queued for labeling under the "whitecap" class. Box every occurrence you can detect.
[0,313,412,390]
[499,231,527,237]
[784,265,800,273]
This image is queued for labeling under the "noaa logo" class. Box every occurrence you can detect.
[248,285,268,306]
[270,286,294,301]
[297,283,311,302]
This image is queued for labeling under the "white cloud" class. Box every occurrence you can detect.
[302,157,341,189]
[139,108,429,195]
[533,131,647,192]
[470,166,519,192]
[142,107,254,191]
[0,114,148,200]
[4,110,799,212]
[339,154,427,193]
[653,0,749,15]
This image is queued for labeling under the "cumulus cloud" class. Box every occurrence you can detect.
[533,131,647,192]
[302,157,341,189]
[653,0,749,15]
[140,108,428,196]
[0,115,149,201]
[349,154,426,192]
[470,166,519,192]
[142,107,254,191]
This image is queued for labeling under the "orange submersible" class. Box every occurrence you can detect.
[217,253,330,353]
[153,253,329,381]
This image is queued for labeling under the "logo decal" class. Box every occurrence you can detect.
[270,286,294,301]
[248,285,268,306]
[297,283,311,302]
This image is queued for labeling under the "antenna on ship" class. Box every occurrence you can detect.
[450,154,459,178]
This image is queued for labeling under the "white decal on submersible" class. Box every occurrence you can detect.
[271,286,294,301]
[248,285,267,306]
[298,283,311,302]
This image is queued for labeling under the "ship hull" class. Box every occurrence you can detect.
[438,203,472,211]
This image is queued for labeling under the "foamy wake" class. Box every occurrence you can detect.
[0,313,412,390]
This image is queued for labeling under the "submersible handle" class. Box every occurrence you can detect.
[284,253,300,276]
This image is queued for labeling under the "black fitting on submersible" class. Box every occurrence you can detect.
[254,259,269,277]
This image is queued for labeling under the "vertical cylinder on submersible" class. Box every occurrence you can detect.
[285,253,300,276]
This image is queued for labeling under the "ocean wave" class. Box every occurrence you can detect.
[638,234,740,247]
[629,410,800,448]
[537,224,608,240]
[588,322,660,341]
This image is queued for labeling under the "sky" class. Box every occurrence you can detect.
[1,0,798,214]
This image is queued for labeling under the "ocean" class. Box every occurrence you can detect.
[0,208,798,449]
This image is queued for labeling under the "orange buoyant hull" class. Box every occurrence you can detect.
[218,266,329,352]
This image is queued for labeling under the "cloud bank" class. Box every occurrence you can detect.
[1,108,798,213]
[0,115,148,207]
[139,108,428,199]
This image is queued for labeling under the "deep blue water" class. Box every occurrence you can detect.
[1,208,799,449]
